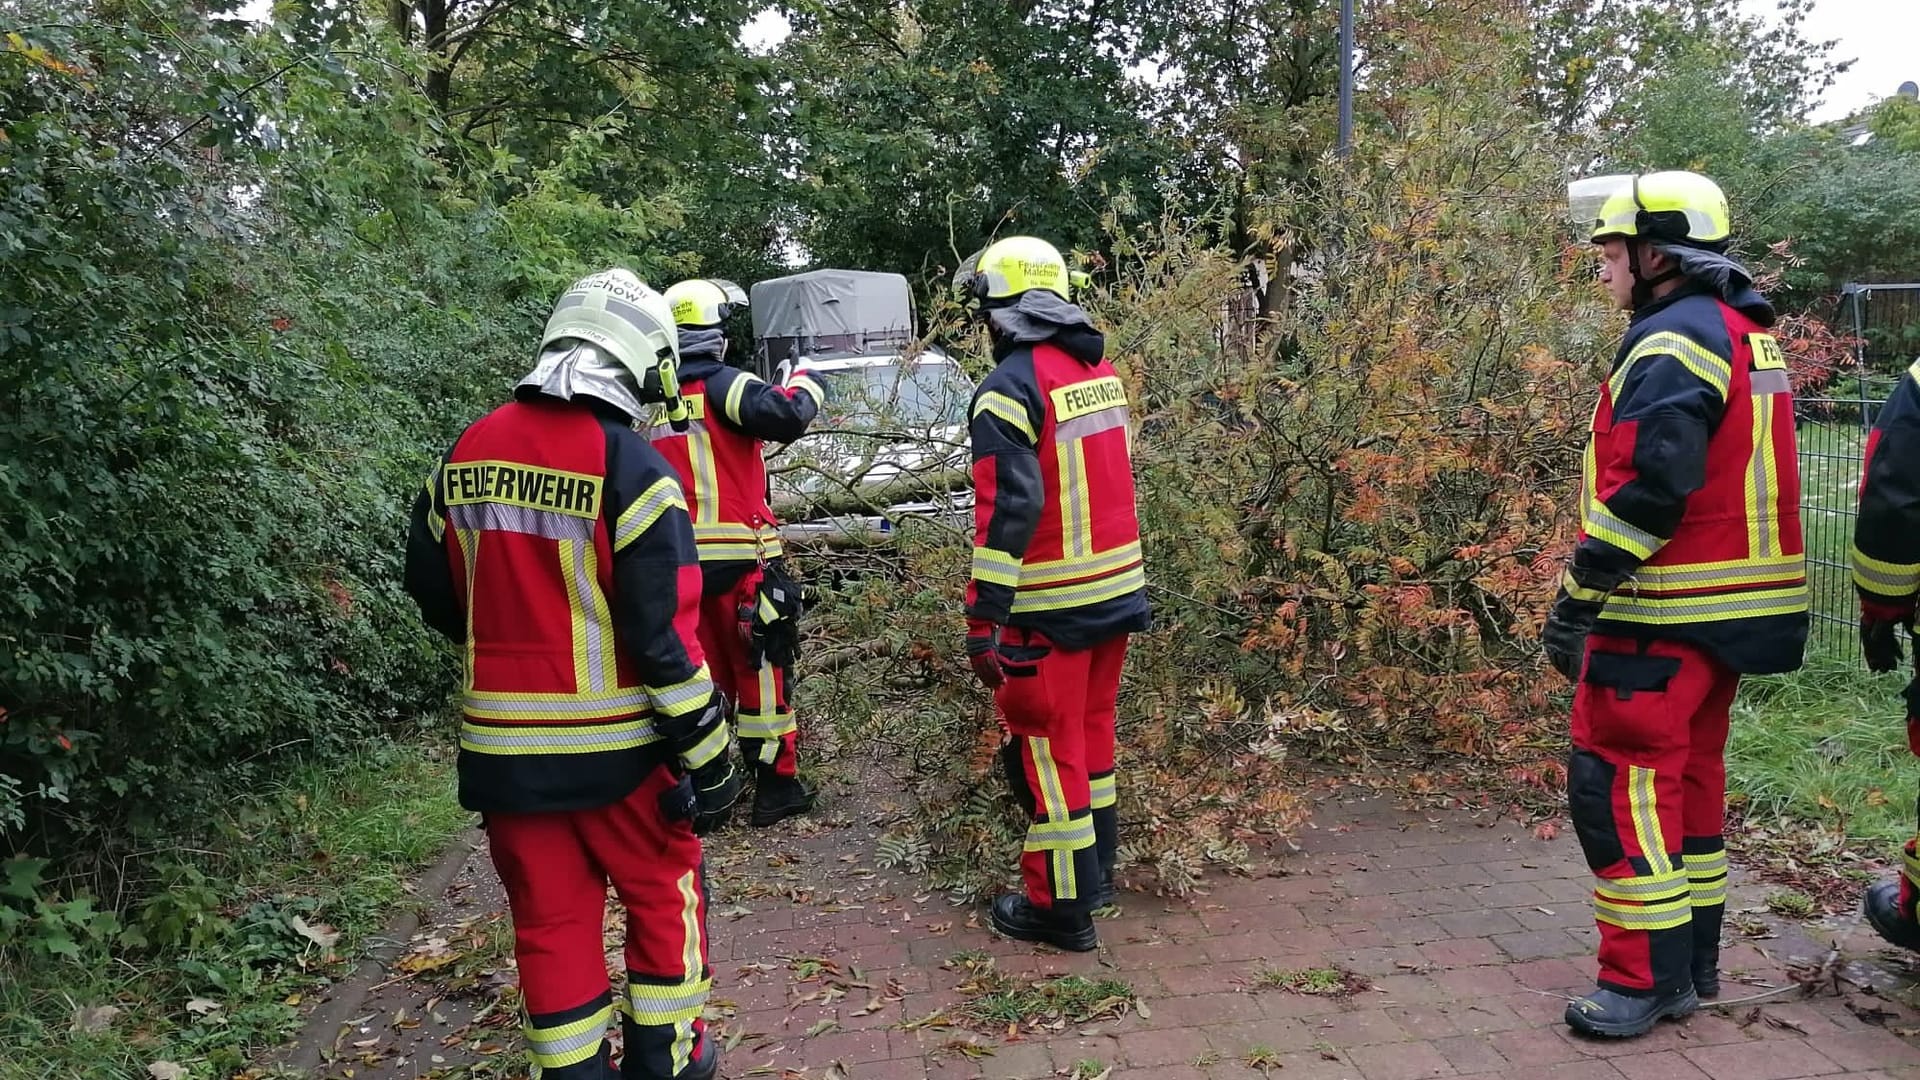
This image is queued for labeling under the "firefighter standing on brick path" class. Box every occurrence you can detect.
[403,269,738,1080]
[953,236,1151,953]
[1545,172,1809,1038]
[653,277,826,827]
[1853,359,1920,949]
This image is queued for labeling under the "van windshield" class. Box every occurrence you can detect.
[819,360,973,431]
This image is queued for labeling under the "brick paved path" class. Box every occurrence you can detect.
[293,785,1920,1080]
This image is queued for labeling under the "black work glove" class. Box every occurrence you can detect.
[1541,560,1628,682]
[748,561,806,671]
[689,756,742,835]
[1862,602,1914,675]
[1542,590,1601,681]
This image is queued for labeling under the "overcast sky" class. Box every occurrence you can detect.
[1740,0,1919,122]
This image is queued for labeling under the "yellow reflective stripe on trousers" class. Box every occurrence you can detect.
[649,665,714,718]
[972,546,1023,588]
[525,1004,612,1071]
[1594,895,1693,931]
[973,390,1036,444]
[1613,331,1733,402]
[737,708,796,742]
[1089,773,1116,809]
[1593,868,1688,903]
[1627,766,1671,876]
[460,718,658,755]
[1011,563,1147,615]
[1584,501,1662,561]
[614,477,686,552]
[623,976,711,1026]
[1854,545,1920,596]
[1602,585,1809,624]
[464,686,653,721]
[666,870,707,1076]
[1023,815,1096,852]
[1686,849,1729,907]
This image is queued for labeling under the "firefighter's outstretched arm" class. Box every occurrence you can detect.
[1854,361,1920,673]
[1544,344,1729,678]
[403,463,465,643]
[964,376,1044,687]
[709,366,826,444]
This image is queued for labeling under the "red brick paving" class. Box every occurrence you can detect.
[688,788,1920,1078]
[306,787,1920,1079]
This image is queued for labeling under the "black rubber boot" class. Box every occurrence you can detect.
[989,894,1097,952]
[1865,881,1920,952]
[1692,949,1720,999]
[1565,985,1699,1039]
[1090,871,1117,912]
[749,771,814,827]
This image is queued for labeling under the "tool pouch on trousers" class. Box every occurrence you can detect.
[748,559,806,671]
[1582,650,1680,701]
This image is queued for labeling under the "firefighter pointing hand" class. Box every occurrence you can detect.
[955,236,1151,953]
[1552,172,1808,1039]
[404,270,734,1080]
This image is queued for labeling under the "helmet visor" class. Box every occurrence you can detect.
[1567,174,1638,241]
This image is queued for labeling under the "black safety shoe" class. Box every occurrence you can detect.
[623,1033,718,1080]
[1565,985,1698,1039]
[1692,949,1720,999]
[989,894,1097,952]
[1865,881,1920,952]
[749,773,814,827]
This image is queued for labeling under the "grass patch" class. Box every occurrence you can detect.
[0,742,468,1080]
[1729,650,1917,849]
[946,954,1136,1032]
[1246,1045,1285,1071]
[1253,965,1371,996]
[1766,889,1818,918]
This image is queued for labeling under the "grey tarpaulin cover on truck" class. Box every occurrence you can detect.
[751,269,917,370]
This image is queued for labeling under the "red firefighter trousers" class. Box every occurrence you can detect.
[698,569,798,778]
[486,765,712,1080]
[994,629,1128,914]
[1569,635,1739,996]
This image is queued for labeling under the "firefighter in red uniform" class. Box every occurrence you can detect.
[1853,359,1920,948]
[654,278,825,826]
[954,236,1151,952]
[404,269,738,1080]
[1547,172,1808,1038]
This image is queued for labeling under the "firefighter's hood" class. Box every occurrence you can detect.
[1659,244,1776,328]
[986,290,1105,365]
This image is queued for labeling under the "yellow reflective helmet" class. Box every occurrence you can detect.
[955,235,1091,304]
[539,269,687,416]
[663,278,748,328]
[1568,171,1731,247]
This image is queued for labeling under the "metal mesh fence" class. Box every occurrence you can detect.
[1797,396,1871,648]
[1798,283,1920,649]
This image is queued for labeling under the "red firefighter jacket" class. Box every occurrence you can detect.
[966,315,1151,651]
[1853,359,1920,617]
[647,349,823,595]
[1571,283,1808,674]
[404,395,725,815]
